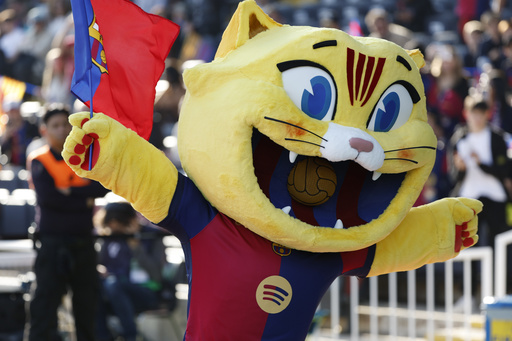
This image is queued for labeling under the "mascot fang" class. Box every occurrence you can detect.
[63,1,481,340]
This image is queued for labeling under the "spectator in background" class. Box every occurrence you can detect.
[491,0,511,18]
[479,11,505,69]
[177,20,216,64]
[0,100,39,168]
[154,65,186,137]
[318,8,341,30]
[425,44,470,136]
[260,3,291,26]
[41,35,75,107]
[461,20,485,69]
[165,1,187,62]
[501,35,512,87]
[456,0,490,36]
[423,109,453,203]
[95,202,166,341]
[0,9,25,78]
[14,6,55,85]
[484,68,512,133]
[364,7,418,49]
[498,16,512,43]
[48,7,74,50]
[46,0,71,39]
[449,95,510,249]
[180,0,235,63]
[393,0,434,33]
[26,103,109,341]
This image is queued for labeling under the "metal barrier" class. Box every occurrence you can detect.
[324,246,493,340]
[494,229,512,298]
[0,224,510,340]
[0,239,35,271]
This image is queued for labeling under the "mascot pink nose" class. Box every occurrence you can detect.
[349,137,374,153]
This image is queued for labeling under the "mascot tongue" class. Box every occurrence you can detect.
[252,130,402,229]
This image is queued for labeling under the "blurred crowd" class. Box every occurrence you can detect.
[1,0,512,242]
[0,0,511,337]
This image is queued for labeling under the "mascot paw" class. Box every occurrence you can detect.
[451,198,482,253]
[63,112,114,178]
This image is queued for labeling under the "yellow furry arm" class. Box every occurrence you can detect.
[62,112,178,223]
[368,197,482,277]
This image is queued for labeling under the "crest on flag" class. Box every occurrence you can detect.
[89,16,108,74]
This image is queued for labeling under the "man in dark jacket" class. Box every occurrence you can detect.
[27,103,109,341]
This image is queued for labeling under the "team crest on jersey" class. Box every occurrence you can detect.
[272,243,291,256]
[88,16,108,74]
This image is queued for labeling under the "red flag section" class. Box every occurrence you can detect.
[71,0,179,140]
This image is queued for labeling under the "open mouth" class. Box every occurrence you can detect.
[252,129,405,229]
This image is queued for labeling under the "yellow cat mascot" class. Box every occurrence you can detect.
[63,1,481,339]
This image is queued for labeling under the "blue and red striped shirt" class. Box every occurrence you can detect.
[158,173,375,341]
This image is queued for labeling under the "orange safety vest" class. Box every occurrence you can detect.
[27,145,90,189]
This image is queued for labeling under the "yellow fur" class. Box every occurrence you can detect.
[63,0,480,275]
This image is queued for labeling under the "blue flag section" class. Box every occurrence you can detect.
[70,0,101,104]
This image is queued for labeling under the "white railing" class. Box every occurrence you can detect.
[494,229,512,298]
[1,232,511,340]
[0,239,35,270]
[323,246,494,340]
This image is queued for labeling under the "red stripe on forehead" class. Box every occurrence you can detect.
[359,56,374,102]
[346,48,386,108]
[347,48,355,106]
[362,57,385,107]
[355,53,366,102]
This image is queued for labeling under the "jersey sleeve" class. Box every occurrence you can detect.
[340,244,376,278]
[156,172,218,243]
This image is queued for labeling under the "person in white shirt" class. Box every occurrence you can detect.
[450,95,511,248]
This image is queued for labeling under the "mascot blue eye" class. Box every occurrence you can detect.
[367,83,414,132]
[300,76,332,120]
[372,92,400,132]
[280,64,337,121]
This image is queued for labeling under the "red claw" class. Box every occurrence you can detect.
[82,135,93,145]
[79,140,100,171]
[463,238,474,247]
[455,220,475,252]
[69,155,81,166]
[454,224,463,253]
[74,144,86,154]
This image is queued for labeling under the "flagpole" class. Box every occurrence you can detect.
[88,67,93,170]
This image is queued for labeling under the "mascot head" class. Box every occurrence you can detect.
[178,0,436,252]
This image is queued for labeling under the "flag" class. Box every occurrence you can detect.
[70,0,179,140]
[348,19,363,37]
[0,76,26,103]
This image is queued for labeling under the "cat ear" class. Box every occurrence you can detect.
[214,0,282,59]
[406,49,425,69]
